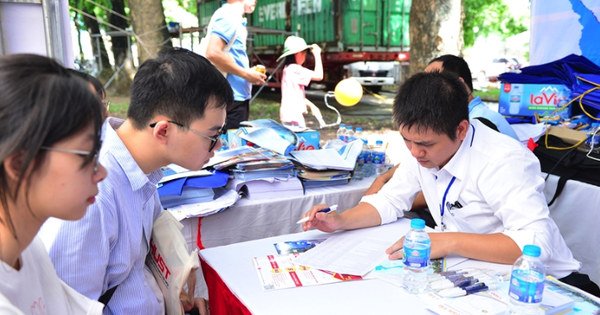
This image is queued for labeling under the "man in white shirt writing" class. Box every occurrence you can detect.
[301,71,600,296]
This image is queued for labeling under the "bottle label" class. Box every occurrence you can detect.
[508,269,545,303]
[403,243,430,268]
[373,152,385,164]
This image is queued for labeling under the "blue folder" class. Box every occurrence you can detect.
[158,170,229,197]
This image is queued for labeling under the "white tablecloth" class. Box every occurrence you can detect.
[181,177,375,298]
[182,172,600,298]
[544,174,600,285]
[199,218,513,315]
[181,177,374,249]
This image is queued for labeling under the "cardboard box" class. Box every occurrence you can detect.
[293,130,320,151]
[499,83,571,118]
[548,126,587,146]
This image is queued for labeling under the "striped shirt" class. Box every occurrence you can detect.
[48,118,165,315]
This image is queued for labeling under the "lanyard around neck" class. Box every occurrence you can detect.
[439,176,456,231]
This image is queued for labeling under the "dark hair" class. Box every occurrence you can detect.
[128,48,233,130]
[0,54,103,237]
[393,71,469,141]
[66,69,108,119]
[283,55,297,67]
[429,55,474,93]
[66,69,105,100]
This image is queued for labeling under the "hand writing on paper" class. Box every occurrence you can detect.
[301,204,343,232]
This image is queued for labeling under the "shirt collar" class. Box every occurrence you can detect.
[103,118,163,191]
[468,96,482,113]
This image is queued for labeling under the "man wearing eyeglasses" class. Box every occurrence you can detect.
[45,48,233,315]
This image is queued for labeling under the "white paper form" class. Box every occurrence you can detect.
[290,140,363,171]
[293,233,391,276]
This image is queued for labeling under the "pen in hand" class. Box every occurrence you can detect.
[296,205,338,224]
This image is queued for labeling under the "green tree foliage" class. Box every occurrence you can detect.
[463,0,528,47]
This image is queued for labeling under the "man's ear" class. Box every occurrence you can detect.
[3,151,25,182]
[457,120,470,141]
[150,121,171,145]
[458,77,472,95]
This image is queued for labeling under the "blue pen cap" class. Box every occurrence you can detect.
[410,218,426,229]
[522,245,541,258]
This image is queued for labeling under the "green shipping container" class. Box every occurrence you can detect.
[250,0,410,51]
[197,0,410,52]
[198,0,220,27]
[252,0,288,47]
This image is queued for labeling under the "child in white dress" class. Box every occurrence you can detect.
[278,36,325,128]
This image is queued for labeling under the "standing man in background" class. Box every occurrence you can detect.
[206,0,266,130]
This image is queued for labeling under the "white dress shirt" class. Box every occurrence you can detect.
[361,119,581,278]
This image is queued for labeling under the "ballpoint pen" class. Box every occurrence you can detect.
[296,205,338,224]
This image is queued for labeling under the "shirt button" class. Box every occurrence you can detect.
[144,282,148,286]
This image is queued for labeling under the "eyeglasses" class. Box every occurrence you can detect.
[41,146,100,174]
[149,120,225,152]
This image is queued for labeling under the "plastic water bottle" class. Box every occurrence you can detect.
[506,245,546,315]
[363,144,374,178]
[373,140,386,175]
[509,85,522,115]
[354,127,364,143]
[584,122,600,154]
[353,152,364,181]
[403,218,431,294]
[337,124,346,142]
[345,125,355,142]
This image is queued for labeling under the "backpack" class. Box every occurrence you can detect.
[533,134,600,206]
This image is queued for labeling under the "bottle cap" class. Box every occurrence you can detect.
[376,140,383,145]
[356,127,363,132]
[346,126,353,130]
[522,245,541,257]
[339,124,346,128]
[410,218,426,229]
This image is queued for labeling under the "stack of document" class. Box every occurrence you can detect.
[206,143,304,200]
[289,140,363,187]
[226,176,304,200]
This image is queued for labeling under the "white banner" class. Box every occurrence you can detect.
[530,0,600,66]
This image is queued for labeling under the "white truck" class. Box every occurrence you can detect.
[344,61,402,93]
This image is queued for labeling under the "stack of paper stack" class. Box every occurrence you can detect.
[158,164,240,220]
[206,146,304,200]
[290,140,363,188]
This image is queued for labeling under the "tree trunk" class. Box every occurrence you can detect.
[408,0,463,76]
[108,0,133,95]
[82,6,113,82]
[128,0,173,64]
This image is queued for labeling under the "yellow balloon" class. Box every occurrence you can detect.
[334,78,363,106]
